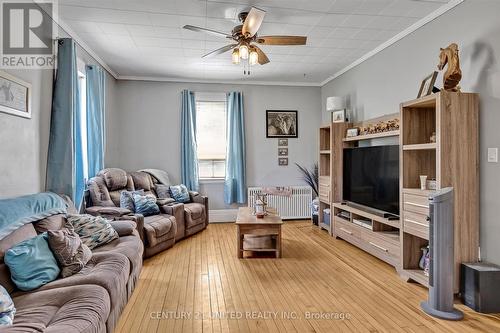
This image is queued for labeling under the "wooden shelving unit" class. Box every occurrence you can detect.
[318,123,350,235]
[399,91,479,291]
[343,130,400,142]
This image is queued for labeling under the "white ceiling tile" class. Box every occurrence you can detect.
[58,0,455,83]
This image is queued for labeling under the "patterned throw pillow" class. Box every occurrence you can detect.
[65,214,118,250]
[120,189,144,211]
[170,184,191,203]
[4,233,60,291]
[47,229,92,278]
[0,285,15,326]
[133,194,160,217]
[155,184,171,199]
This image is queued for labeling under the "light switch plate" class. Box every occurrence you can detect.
[488,148,498,163]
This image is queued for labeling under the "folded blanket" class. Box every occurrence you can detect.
[0,192,67,240]
[138,169,171,185]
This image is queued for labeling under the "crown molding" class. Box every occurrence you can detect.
[117,75,322,87]
[319,0,464,86]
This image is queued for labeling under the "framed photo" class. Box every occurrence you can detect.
[278,139,288,147]
[278,148,288,156]
[346,128,359,138]
[331,109,346,123]
[417,71,438,98]
[266,110,298,138]
[278,158,288,166]
[0,70,32,119]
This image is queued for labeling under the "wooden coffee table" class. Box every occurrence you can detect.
[236,207,283,258]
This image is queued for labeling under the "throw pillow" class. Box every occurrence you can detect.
[65,214,118,250]
[0,285,15,326]
[4,233,60,291]
[170,184,191,203]
[47,229,92,278]
[133,194,160,217]
[155,184,172,199]
[119,189,144,211]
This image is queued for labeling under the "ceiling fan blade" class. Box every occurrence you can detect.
[183,25,230,38]
[242,7,266,38]
[252,45,270,65]
[202,44,238,58]
[257,36,307,45]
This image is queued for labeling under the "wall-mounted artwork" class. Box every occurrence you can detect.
[278,148,288,156]
[0,71,31,119]
[278,139,288,146]
[266,110,298,138]
[278,158,288,166]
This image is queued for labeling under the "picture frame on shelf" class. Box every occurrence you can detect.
[278,148,288,156]
[331,109,347,123]
[278,139,288,147]
[417,71,438,98]
[0,70,32,119]
[278,158,288,166]
[346,128,359,138]
[266,110,298,138]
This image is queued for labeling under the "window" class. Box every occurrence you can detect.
[77,69,88,182]
[196,93,227,179]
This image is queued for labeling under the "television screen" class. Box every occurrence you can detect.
[343,145,399,215]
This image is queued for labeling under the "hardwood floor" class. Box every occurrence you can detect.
[116,221,500,333]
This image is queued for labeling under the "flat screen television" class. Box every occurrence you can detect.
[343,145,399,216]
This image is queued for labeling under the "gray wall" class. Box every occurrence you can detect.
[0,69,53,198]
[107,81,321,209]
[321,0,500,264]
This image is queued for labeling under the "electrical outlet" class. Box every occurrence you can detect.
[488,148,498,163]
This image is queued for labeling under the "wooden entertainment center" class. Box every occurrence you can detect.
[318,91,479,291]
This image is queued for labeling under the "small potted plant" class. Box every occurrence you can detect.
[295,163,319,225]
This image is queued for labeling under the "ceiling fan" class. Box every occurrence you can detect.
[183,7,307,74]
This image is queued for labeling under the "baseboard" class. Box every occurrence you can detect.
[209,209,238,223]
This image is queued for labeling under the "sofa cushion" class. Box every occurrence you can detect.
[66,214,118,250]
[119,190,144,211]
[155,184,172,199]
[0,224,36,261]
[4,233,60,291]
[170,185,190,203]
[0,285,15,326]
[11,284,110,333]
[98,168,128,191]
[143,215,175,247]
[130,172,153,192]
[34,214,66,233]
[47,229,92,278]
[133,194,160,217]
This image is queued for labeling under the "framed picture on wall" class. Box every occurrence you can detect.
[266,110,298,138]
[278,158,289,166]
[0,70,31,119]
[278,139,288,146]
[278,148,288,156]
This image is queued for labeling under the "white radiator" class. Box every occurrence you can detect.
[247,186,312,220]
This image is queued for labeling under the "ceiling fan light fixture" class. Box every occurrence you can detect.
[232,48,240,64]
[239,44,249,60]
[249,49,258,65]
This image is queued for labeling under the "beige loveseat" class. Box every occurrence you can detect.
[0,196,143,333]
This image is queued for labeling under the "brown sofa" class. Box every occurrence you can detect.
[87,168,179,258]
[87,168,208,257]
[0,196,143,333]
[130,171,208,239]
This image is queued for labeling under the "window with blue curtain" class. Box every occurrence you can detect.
[46,38,85,209]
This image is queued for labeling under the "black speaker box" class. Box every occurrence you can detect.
[461,262,500,313]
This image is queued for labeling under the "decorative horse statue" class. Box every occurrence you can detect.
[437,43,462,92]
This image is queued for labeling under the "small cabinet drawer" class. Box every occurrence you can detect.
[403,193,430,215]
[334,218,361,242]
[319,185,330,203]
[361,230,400,260]
[403,211,429,240]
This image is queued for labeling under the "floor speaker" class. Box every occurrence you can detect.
[461,262,500,313]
